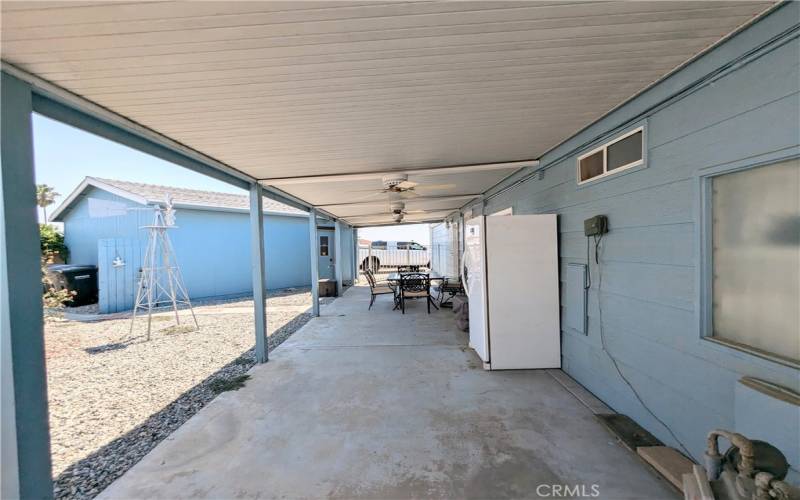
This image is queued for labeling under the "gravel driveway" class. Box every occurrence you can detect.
[45,287,332,499]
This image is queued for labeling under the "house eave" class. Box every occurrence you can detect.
[49,177,148,222]
[50,177,309,222]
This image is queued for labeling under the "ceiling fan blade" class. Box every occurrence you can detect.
[413,183,458,191]
[351,190,387,201]
[396,180,418,189]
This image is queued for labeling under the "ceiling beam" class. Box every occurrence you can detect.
[343,209,447,220]
[344,210,453,225]
[259,159,539,185]
[315,193,482,208]
[351,217,448,228]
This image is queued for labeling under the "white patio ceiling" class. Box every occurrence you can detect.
[1,1,773,226]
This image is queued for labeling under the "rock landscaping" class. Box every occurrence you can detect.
[45,287,331,499]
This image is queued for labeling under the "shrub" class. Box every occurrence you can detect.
[42,252,75,309]
[40,224,69,262]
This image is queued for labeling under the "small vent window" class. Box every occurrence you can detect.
[608,131,643,171]
[578,127,644,184]
[579,150,604,182]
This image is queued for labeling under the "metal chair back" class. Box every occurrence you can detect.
[364,269,377,288]
[398,272,433,314]
[400,273,430,293]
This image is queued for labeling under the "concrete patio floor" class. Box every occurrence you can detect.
[100,285,676,499]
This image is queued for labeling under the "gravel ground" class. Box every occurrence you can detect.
[45,287,333,499]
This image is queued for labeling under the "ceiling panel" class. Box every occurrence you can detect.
[0,0,774,225]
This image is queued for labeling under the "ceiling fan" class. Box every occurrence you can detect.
[344,201,432,224]
[352,174,456,201]
[389,200,427,223]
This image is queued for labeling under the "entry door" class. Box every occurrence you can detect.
[318,230,335,279]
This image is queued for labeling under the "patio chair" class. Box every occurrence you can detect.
[364,269,396,310]
[436,277,464,308]
[365,268,394,288]
[399,273,437,314]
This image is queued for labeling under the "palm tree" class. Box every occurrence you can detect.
[36,184,60,223]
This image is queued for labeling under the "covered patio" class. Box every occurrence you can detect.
[99,285,674,499]
[2,1,798,499]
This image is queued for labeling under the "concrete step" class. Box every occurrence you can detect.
[638,445,695,492]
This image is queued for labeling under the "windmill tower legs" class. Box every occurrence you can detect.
[130,208,198,340]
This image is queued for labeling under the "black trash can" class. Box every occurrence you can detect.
[47,265,98,307]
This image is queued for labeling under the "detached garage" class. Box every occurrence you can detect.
[50,177,316,312]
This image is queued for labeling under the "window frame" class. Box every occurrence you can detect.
[697,154,800,370]
[577,126,645,186]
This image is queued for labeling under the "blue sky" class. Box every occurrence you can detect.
[32,114,430,243]
[32,113,245,199]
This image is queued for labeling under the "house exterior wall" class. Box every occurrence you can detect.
[60,188,312,312]
[170,208,311,297]
[467,4,799,468]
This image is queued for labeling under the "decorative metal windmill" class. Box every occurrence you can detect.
[130,196,198,339]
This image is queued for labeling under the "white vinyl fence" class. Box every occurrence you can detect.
[358,245,431,273]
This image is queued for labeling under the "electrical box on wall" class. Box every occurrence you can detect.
[584,215,609,236]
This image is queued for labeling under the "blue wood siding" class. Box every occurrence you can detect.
[170,209,311,297]
[474,4,800,466]
[61,189,311,312]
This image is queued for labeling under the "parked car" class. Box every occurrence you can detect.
[359,240,430,271]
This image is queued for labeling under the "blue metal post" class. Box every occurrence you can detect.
[249,184,268,363]
[308,208,320,317]
[334,220,343,296]
[0,72,54,499]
